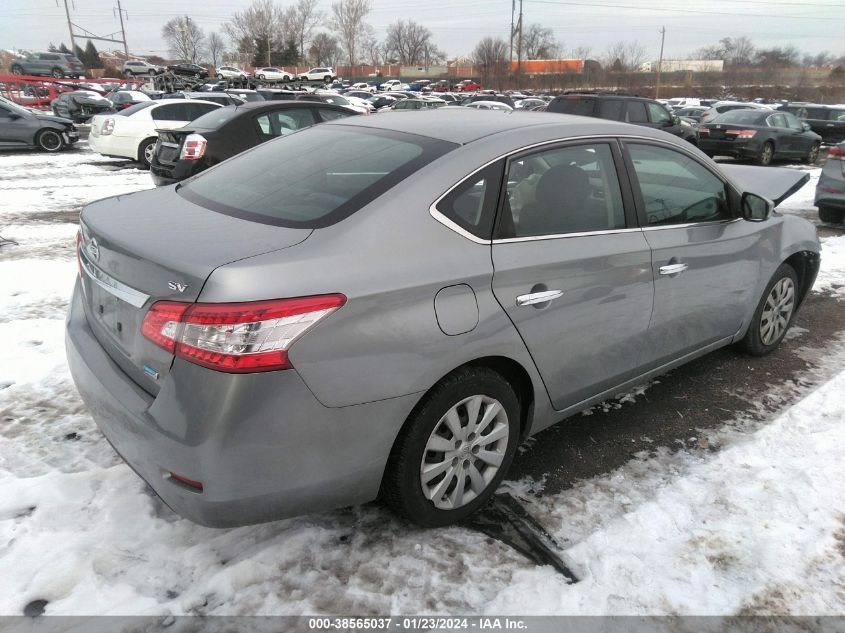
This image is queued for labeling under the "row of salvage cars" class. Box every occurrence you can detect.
[66,106,829,528]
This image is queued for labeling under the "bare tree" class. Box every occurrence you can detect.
[207,32,226,67]
[331,0,372,66]
[569,45,592,60]
[603,40,648,72]
[309,32,341,67]
[521,24,560,60]
[361,28,382,66]
[472,36,509,88]
[224,0,286,67]
[162,16,206,64]
[290,0,324,63]
[384,20,436,66]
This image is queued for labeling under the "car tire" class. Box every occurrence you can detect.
[51,67,63,78]
[36,129,64,152]
[259,74,266,80]
[216,73,223,79]
[756,141,774,166]
[803,143,820,165]
[11,64,24,75]
[125,70,134,78]
[819,205,844,224]
[137,137,157,168]
[381,366,521,527]
[740,263,799,356]
[324,75,332,83]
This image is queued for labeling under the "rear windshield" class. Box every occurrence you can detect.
[117,101,156,116]
[179,126,456,228]
[188,105,241,129]
[712,110,767,125]
[549,97,596,116]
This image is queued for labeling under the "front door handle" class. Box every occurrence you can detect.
[659,263,688,276]
[516,290,564,306]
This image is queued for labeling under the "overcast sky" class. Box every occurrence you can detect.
[1,0,842,62]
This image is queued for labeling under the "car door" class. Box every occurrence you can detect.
[646,101,685,137]
[623,141,762,368]
[490,140,654,410]
[825,108,845,144]
[783,112,815,155]
[0,104,34,146]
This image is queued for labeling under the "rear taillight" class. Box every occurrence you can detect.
[828,146,845,160]
[727,129,757,139]
[141,295,346,373]
[179,133,207,161]
[698,127,710,134]
[101,118,115,135]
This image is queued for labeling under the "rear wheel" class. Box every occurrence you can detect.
[756,141,774,166]
[381,367,521,527]
[258,74,266,80]
[740,263,798,356]
[36,129,64,152]
[51,67,63,78]
[137,137,157,168]
[803,142,820,164]
[819,205,844,224]
[11,64,24,75]
[324,75,332,83]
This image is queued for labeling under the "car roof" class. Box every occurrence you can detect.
[328,108,667,145]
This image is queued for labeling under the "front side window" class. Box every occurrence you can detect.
[503,143,626,238]
[627,143,730,226]
[180,126,456,227]
[625,101,648,123]
[647,102,672,125]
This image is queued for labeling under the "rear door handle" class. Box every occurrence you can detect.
[516,290,564,306]
[659,263,688,275]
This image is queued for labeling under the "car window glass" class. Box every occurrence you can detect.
[625,101,648,123]
[436,162,502,239]
[255,108,315,137]
[504,143,626,238]
[551,97,595,116]
[803,108,826,119]
[153,103,189,121]
[647,102,672,125]
[628,144,730,226]
[598,100,624,120]
[783,112,804,131]
[187,103,219,119]
[318,108,353,122]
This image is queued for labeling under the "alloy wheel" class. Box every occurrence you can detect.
[808,144,820,164]
[39,131,62,151]
[760,277,795,345]
[143,142,155,165]
[420,394,509,510]
[760,143,773,165]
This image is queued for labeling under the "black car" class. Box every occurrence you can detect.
[167,63,209,79]
[547,93,697,143]
[256,88,308,101]
[51,90,116,123]
[697,109,821,165]
[149,101,358,186]
[0,96,79,152]
[781,103,845,145]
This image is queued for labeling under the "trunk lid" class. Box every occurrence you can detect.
[78,186,312,394]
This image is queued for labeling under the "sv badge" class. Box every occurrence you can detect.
[168,281,189,293]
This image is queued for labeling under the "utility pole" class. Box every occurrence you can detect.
[509,0,515,62]
[517,0,523,73]
[116,0,128,57]
[63,0,77,53]
[655,25,666,99]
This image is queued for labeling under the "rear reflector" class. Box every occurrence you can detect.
[168,472,203,491]
[141,294,346,373]
[179,133,207,161]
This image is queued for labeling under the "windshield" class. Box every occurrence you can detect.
[0,96,32,116]
[180,126,456,228]
[712,110,766,125]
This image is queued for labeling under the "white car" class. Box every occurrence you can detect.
[216,66,249,80]
[123,60,163,77]
[314,92,370,115]
[349,82,376,93]
[699,101,772,124]
[299,67,336,82]
[254,67,294,82]
[464,100,513,111]
[380,79,401,90]
[88,99,222,167]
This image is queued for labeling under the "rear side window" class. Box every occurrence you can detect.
[435,162,503,239]
[599,100,624,120]
[153,103,189,121]
[186,103,219,119]
[550,97,596,117]
[625,101,648,123]
[180,126,456,228]
[627,143,730,226]
[118,101,156,116]
[831,109,845,121]
[255,108,316,138]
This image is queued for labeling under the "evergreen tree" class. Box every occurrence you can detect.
[84,40,102,68]
[59,43,72,54]
[48,43,58,52]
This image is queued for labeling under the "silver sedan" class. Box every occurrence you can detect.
[67,110,820,528]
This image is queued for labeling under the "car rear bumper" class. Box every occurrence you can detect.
[697,137,760,158]
[65,279,417,527]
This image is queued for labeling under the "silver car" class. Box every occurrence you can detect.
[66,110,820,528]
[815,141,845,224]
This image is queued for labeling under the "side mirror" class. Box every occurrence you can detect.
[741,191,773,222]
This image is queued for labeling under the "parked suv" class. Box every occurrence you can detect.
[10,52,86,78]
[547,93,697,143]
[781,103,845,145]
[298,67,336,82]
[123,60,164,77]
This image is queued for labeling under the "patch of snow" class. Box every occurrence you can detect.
[816,235,845,298]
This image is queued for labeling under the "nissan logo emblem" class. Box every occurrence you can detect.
[87,238,100,261]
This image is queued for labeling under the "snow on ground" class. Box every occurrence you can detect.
[0,149,844,616]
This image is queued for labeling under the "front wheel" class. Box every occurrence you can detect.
[381,367,521,527]
[137,137,157,168]
[36,129,64,152]
[740,263,798,356]
[324,75,332,83]
[756,141,774,166]
[258,74,266,80]
[803,143,820,165]
[216,73,223,79]
[11,65,24,75]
